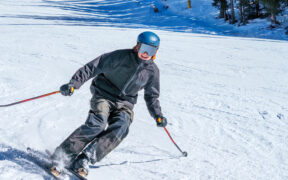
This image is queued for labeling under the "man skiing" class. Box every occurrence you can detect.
[51,31,167,178]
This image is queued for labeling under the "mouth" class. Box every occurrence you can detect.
[141,54,149,59]
[138,51,152,60]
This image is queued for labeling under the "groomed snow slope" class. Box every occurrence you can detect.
[1,0,288,180]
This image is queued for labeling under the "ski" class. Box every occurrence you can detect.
[26,147,63,180]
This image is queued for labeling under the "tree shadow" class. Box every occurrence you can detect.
[4,0,237,36]
[2,0,287,40]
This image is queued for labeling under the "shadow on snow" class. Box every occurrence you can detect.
[2,0,287,40]
[90,156,180,169]
[0,144,53,180]
[0,144,180,178]
[2,0,240,36]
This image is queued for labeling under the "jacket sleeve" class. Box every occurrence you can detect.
[144,68,163,119]
[69,54,105,89]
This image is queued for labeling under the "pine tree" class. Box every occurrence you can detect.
[260,0,283,25]
[238,0,251,25]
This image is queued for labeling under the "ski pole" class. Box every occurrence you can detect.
[0,91,60,107]
[164,127,188,157]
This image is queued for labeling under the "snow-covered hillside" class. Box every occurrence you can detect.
[1,0,288,180]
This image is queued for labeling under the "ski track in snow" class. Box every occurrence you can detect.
[1,0,288,180]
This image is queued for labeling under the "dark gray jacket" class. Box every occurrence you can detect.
[69,49,163,119]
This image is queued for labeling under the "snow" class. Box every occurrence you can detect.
[1,0,288,180]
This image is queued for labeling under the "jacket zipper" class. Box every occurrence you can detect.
[121,63,144,96]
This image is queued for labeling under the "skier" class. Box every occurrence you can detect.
[51,31,168,178]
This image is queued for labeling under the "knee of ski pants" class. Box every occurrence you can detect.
[116,103,134,123]
[82,111,131,164]
[110,111,131,139]
[85,98,111,129]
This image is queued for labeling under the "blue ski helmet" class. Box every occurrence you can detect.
[137,31,160,48]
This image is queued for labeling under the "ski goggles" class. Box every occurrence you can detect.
[138,43,158,56]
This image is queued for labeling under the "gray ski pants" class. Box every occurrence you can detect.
[52,97,133,165]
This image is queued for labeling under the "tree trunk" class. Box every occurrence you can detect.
[239,0,243,24]
[255,0,260,17]
[230,0,236,24]
[271,12,277,25]
[220,0,228,19]
[220,3,225,18]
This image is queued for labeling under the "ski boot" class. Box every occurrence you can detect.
[50,165,61,177]
[70,153,89,179]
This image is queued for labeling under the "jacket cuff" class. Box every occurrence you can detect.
[69,79,82,89]
[154,114,163,120]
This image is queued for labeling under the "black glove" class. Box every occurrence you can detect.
[156,116,167,127]
[60,83,74,96]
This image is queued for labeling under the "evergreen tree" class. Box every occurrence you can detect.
[212,0,287,29]
[260,0,283,25]
[238,0,251,25]
[212,0,229,19]
[238,0,263,25]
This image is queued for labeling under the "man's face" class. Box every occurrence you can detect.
[137,43,158,61]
